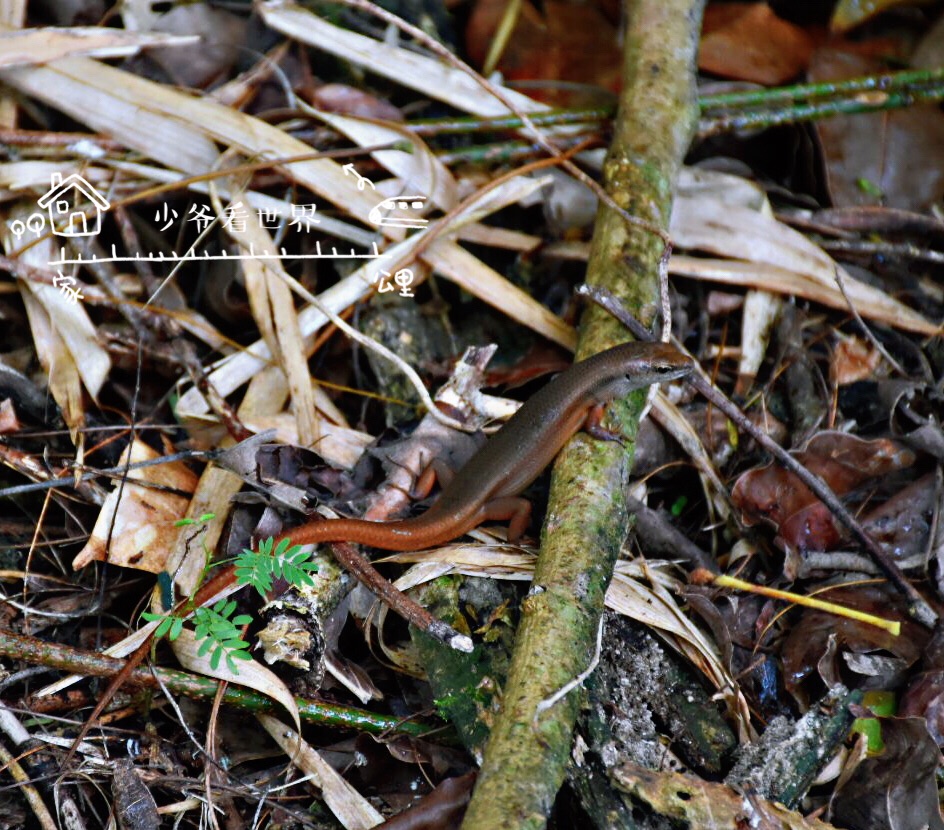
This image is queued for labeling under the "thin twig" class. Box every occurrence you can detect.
[822,238,944,266]
[831,265,906,376]
[0,448,217,499]
[329,542,473,652]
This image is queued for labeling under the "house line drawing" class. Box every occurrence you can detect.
[38,173,110,238]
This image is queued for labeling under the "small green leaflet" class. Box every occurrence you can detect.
[141,611,186,641]
[191,599,253,673]
[234,537,318,597]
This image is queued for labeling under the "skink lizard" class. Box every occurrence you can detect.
[65,341,692,761]
[280,341,693,550]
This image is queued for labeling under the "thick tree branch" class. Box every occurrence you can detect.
[460,2,706,828]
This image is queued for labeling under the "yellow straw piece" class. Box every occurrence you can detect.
[705,572,901,636]
[483,0,523,77]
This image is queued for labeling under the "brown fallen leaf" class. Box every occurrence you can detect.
[810,47,944,211]
[781,583,928,700]
[831,718,944,830]
[112,759,159,830]
[309,83,405,122]
[699,3,814,84]
[378,772,476,830]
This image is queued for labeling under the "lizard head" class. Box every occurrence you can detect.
[591,342,693,402]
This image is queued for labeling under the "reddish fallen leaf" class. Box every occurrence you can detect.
[777,501,844,553]
[731,432,916,552]
[831,336,882,385]
[699,3,814,84]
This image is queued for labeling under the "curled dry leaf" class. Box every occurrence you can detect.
[73,438,198,573]
[831,335,883,386]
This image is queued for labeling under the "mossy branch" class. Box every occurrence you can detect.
[460,2,706,828]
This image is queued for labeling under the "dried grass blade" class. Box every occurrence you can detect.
[312,110,458,211]
[0,27,197,67]
[669,256,937,335]
[424,240,576,349]
[259,1,543,117]
[0,57,377,219]
[670,193,937,335]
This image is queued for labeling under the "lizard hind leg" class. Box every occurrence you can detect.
[482,496,533,544]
